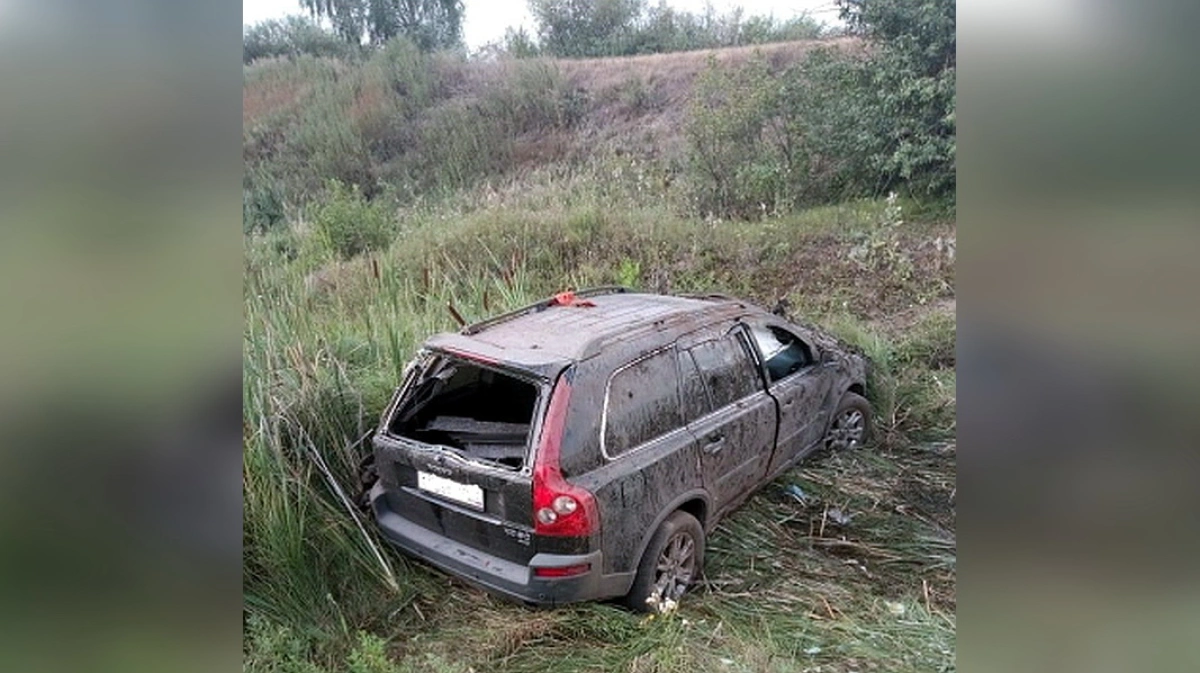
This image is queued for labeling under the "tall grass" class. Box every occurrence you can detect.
[243,25,955,670]
[243,180,955,670]
[243,40,584,210]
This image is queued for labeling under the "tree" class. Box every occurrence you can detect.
[528,0,645,58]
[835,0,955,197]
[243,16,352,64]
[300,0,465,50]
[681,0,955,216]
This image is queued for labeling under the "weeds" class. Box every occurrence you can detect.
[310,180,396,260]
[244,183,955,671]
[244,36,954,673]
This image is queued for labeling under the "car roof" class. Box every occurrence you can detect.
[429,292,753,364]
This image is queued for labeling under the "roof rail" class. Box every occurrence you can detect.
[460,286,632,336]
[680,292,736,302]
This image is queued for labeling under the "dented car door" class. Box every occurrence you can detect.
[746,322,835,474]
[681,326,778,514]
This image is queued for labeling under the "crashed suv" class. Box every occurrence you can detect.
[365,288,871,611]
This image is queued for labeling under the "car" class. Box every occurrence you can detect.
[363,287,871,611]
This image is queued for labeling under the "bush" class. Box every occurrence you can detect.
[683,0,956,217]
[311,181,395,259]
[243,16,355,64]
[244,169,286,234]
[529,0,643,58]
[685,54,788,218]
[392,58,578,197]
[827,0,956,199]
[501,26,540,58]
[530,1,828,58]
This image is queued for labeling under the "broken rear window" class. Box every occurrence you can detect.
[387,354,541,469]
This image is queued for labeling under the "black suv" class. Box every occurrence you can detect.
[366,288,871,611]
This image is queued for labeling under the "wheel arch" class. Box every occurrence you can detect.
[621,490,711,593]
[822,383,869,438]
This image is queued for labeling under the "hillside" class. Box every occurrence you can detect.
[556,38,862,155]
[243,35,955,673]
[241,37,881,223]
[243,38,858,159]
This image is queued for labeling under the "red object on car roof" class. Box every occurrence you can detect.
[550,291,596,308]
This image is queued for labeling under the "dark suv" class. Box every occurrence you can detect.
[366,288,871,611]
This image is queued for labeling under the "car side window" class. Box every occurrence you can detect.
[604,348,684,457]
[678,349,712,423]
[749,324,815,383]
[688,332,761,409]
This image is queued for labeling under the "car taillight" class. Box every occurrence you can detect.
[532,372,598,538]
[533,563,591,578]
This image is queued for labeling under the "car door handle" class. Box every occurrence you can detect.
[703,433,725,453]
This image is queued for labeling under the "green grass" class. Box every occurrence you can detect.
[243,177,955,672]
[244,30,955,671]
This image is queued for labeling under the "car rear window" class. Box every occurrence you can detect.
[386,354,540,469]
[603,348,683,457]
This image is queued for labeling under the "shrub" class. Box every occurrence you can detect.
[243,16,355,64]
[685,54,787,218]
[501,26,540,58]
[394,58,577,196]
[244,170,286,234]
[823,0,956,199]
[683,0,957,217]
[310,180,395,259]
[530,1,827,58]
[292,90,377,199]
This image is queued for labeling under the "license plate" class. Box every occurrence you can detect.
[416,471,484,510]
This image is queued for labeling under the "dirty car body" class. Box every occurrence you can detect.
[366,288,869,609]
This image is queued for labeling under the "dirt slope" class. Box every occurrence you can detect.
[243,38,861,160]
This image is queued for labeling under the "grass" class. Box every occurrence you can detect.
[243,175,955,671]
[243,31,954,673]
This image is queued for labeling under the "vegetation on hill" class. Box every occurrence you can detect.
[243,2,955,671]
[522,0,826,58]
[243,1,953,232]
[300,0,466,50]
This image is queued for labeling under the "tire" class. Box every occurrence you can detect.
[625,510,705,613]
[824,392,873,451]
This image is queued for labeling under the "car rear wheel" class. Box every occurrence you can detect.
[625,510,704,613]
[824,392,872,451]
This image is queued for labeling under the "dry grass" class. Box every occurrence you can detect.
[242,38,863,166]
[558,37,861,158]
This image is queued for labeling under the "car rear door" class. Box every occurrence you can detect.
[680,325,778,514]
[591,345,703,575]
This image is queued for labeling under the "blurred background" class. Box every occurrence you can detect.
[959,0,1200,671]
[0,1,243,672]
[0,0,1196,671]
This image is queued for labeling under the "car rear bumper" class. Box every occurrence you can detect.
[369,482,625,605]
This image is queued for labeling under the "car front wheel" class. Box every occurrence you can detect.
[824,392,872,451]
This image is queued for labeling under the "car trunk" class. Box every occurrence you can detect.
[372,351,550,566]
